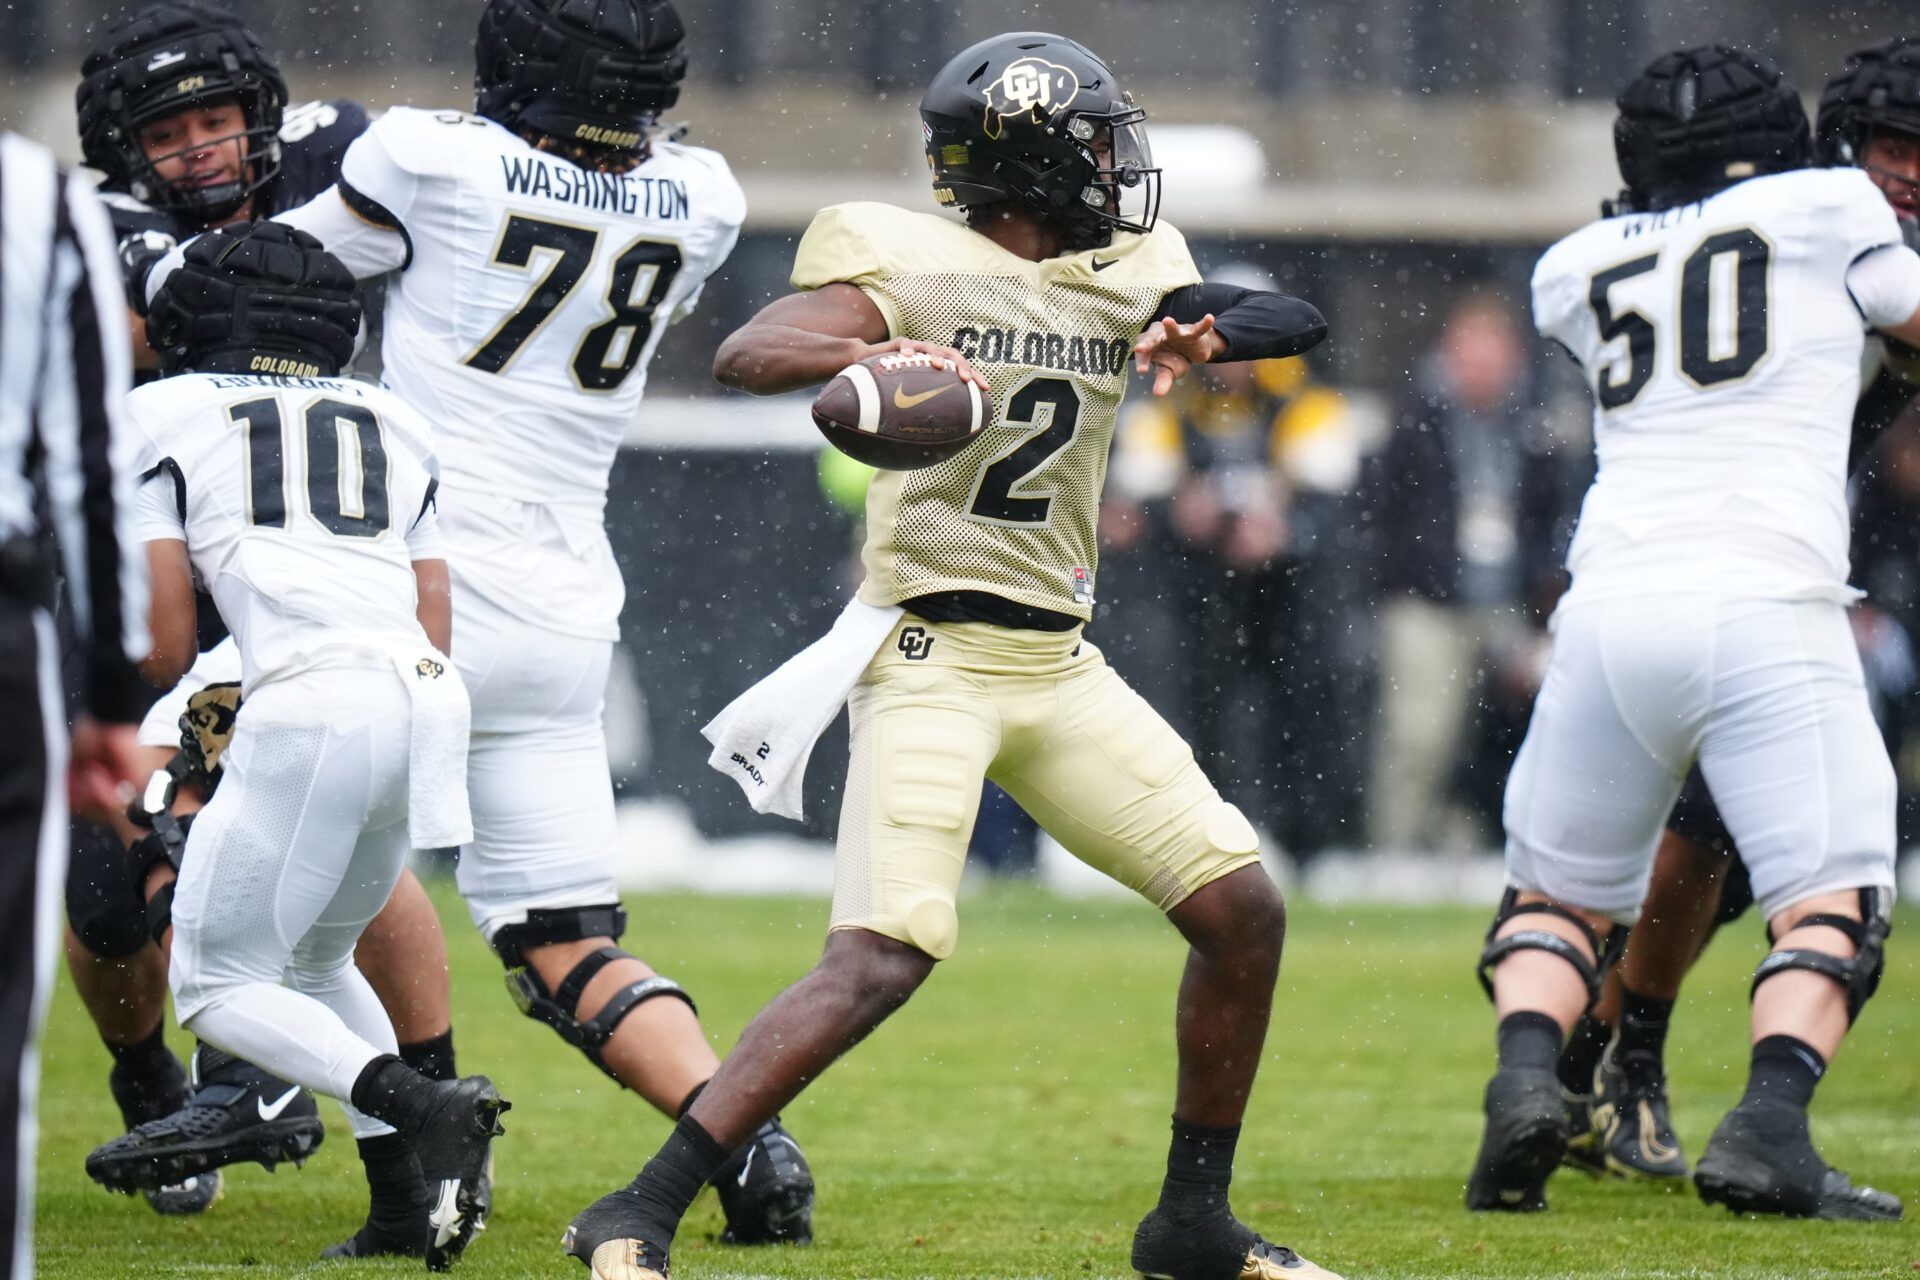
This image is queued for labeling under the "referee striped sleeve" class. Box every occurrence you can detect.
[1,134,147,721]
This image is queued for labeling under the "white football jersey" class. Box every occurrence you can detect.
[127,373,443,693]
[1534,167,1913,605]
[304,107,745,637]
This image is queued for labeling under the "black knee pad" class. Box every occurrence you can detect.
[490,906,698,1082]
[65,821,151,959]
[1476,888,1628,1011]
[1751,888,1891,1025]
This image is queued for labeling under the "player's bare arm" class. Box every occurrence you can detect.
[413,558,453,654]
[141,538,196,687]
[714,283,987,395]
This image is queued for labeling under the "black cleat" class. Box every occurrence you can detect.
[711,1117,813,1245]
[322,1217,428,1260]
[1466,1067,1567,1212]
[1560,1086,1605,1177]
[1132,1206,1343,1279]
[408,1076,509,1271]
[1695,1102,1902,1221]
[86,1047,323,1193]
[562,1188,671,1279]
[1591,1046,1688,1181]
[104,1047,223,1214]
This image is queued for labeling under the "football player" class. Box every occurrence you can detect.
[1556,35,1920,1186]
[562,31,1334,1280]
[127,221,507,1269]
[71,2,464,1223]
[1470,45,1920,1220]
[177,0,815,1245]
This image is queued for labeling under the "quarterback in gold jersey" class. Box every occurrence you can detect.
[565,31,1332,1280]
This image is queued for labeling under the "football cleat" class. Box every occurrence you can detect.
[142,1170,223,1216]
[1465,1067,1567,1212]
[1132,1206,1342,1279]
[1695,1102,1902,1221]
[406,1076,509,1271]
[86,1047,323,1193]
[1590,1046,1688,1181]
[1559,1086,1605,1177]
[104,1046,224,1215]
[321,1217,427,1261]
[562,1189,671,1279]
[711,1117,814,1245]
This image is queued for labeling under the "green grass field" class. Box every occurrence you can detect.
[30,883,1920,1278]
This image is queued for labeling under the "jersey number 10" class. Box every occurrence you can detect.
[1587,227,1772,409]
[463,213,684,393]
[230,396,391,537]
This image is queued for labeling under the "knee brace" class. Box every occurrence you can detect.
[66,822,156,959]
[1476,888,1628,1010]
[1751,887,1891,1025]
[135,809,193,947]
[491,906,698,1081]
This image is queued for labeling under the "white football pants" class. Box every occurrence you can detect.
[448,587,620,939]
[1503,594,1897,923]
[169,666,413,1138]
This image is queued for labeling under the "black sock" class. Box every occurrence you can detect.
[105,1021,185,1124]
[676,1080,707,1118]
[398,1030,458,1083]
[1556,1013,1610,1094]
[1496,1011,1562,1073]
[1157,1117,1239,1220]
[1740,1035,1825,1112]
[618,1113,732,1246]
[350,1056,439,1132]
[105,1020,176,1074]
[1615,985,1675,1072]
[355,1132,429,1240]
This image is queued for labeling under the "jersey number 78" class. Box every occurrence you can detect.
[463,213,683,393]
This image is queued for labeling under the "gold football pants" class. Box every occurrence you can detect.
[830,616,1263,959]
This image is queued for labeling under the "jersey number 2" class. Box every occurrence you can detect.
[1587,227,1772,409]
[229,396,390,537]
[463,213,683,393]
[968,378,1082,525]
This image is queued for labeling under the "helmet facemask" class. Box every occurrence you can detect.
[987,96,1162,250]
[123,94,284,223]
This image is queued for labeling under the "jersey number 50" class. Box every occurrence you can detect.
[463,213,683,393]
[1587,227,1772,409]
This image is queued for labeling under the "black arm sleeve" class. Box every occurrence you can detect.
[1154,283,1328,362]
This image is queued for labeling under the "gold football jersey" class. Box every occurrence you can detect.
[792,202,1202,619]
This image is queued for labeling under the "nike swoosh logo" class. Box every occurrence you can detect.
[736,1146,756,1188]
[893,383,955,410]
[1091,257,1117,271]
[257,1086,302,1122]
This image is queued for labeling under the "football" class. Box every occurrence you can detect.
[811,351,987,470]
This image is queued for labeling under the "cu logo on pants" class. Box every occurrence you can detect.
[897,626,936,661]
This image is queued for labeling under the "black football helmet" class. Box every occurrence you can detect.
[1608,46,1811,215]
[76,2,287,224]
[147,222,361,378]
[475,0,686,157]
[921,32,1160,251]
[1817,37,1920,214]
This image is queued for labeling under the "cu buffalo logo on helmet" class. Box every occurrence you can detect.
[981,57,1080,139]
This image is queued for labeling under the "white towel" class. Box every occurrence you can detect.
[385,645,473,848]
[703,599,904,821]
